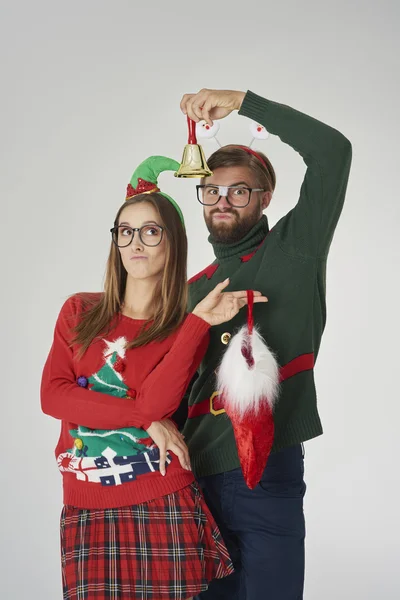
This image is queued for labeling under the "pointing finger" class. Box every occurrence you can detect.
[210,278,230,296]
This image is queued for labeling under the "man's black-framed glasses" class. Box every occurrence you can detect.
[196,184,265,208]
[110,224,164,248]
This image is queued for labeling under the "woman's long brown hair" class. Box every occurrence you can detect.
[72,193,188,356]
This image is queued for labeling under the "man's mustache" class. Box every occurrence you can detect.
[210,209,239,219]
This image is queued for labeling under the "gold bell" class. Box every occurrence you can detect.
[175,117,213,178]
[175,144,213,178]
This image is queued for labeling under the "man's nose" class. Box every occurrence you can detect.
[217,193,231,210]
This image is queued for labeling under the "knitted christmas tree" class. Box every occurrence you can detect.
[87,336,130,398]
[71,336,153,458]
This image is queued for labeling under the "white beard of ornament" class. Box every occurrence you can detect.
[217,325,279,417]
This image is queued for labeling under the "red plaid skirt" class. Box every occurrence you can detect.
[61,483,234,599]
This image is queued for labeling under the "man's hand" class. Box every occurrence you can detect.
[146,419,191,476]
[180,89,246,126]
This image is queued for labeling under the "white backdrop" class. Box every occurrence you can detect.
[1,1,399,598]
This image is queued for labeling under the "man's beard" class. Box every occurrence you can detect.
[205,205,261,244]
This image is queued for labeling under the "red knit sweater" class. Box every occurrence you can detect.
[41,294,210,509]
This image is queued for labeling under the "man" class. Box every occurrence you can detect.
[179,89,352,600]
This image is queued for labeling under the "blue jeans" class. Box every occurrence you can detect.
[195,444,306,600]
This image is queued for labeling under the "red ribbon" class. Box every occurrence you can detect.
[240,290,255,367]
[187,117,197,145]
[247,290,254,335]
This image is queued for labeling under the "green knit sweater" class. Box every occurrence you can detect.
[182,90,352,478]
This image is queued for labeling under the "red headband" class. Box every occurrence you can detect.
[238,145,268,169]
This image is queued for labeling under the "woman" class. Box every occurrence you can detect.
[41,156,267,600]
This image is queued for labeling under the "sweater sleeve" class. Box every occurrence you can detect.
[239,91,352,258]
[41,298,210,430]
[133,313,210,428]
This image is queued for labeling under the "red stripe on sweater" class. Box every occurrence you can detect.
[188,264,219,284]
[279,353,315,382]
[240,239,266,262]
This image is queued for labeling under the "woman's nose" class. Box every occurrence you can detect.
[131,230,144,250]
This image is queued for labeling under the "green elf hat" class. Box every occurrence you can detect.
[125,156,185,225]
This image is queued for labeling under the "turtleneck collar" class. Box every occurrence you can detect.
[210,215,270,261]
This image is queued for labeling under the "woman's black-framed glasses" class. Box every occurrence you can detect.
[196,184,265,208]
[110,224,164,248]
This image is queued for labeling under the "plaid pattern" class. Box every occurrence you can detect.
[61,483,233,599]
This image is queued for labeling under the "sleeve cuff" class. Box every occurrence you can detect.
[179,312,211,339]
[238,90,274,127]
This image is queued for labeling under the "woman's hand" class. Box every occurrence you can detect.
[146,419,191,476]
[180,88,246,126]
[192,278,268,327]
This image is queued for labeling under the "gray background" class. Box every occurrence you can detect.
[1,0,399,598]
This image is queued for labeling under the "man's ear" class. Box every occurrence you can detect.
[262,191,272,211]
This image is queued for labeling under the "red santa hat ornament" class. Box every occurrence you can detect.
[217,290,279,489]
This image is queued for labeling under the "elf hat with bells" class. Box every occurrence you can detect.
[217,290,280,490]
[125,155,185,224]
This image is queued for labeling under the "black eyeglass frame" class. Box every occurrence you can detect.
[196,184,265,208]
[110,224,165,248]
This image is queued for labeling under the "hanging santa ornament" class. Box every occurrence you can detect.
[217,290,279,489]
[248,120,270,148]
[196,120,222,147]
